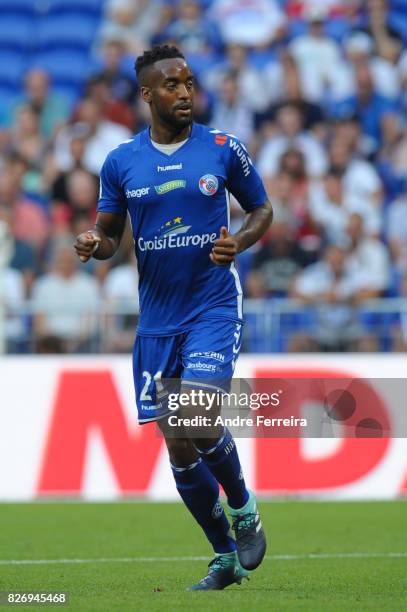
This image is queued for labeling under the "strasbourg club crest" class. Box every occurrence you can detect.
[199,174,219,196]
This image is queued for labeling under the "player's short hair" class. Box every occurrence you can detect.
[135,45,185,84]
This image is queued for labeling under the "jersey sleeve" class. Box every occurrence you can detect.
[97,151,128,216]
[225,137,268,212]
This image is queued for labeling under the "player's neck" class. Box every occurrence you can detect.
[149,122,192,145]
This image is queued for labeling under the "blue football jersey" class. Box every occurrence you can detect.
[97,123,268,336]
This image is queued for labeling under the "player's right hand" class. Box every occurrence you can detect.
[74,230,101,263]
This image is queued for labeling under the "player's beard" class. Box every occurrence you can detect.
[153,98,193,131]
[167,108,192,130]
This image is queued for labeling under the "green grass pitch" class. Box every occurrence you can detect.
[0,501,406,611]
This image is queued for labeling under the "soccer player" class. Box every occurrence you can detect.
[74,45,273,590]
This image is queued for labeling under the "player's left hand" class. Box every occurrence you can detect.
[210,226,239,266]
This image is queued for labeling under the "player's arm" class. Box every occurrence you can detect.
[211,136,273,266]
[74,211,127,262]
[74,150,129,262]
[210,200,273,266]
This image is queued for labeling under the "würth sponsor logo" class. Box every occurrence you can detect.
[229,139,252,177]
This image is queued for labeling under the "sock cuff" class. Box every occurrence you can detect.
[170,457,203,472]
[194,428,230,455]
[228,490,253,515]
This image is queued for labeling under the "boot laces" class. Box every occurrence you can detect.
[232,512,258,548]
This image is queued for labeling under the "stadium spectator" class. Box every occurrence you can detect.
[246,222,311,298]
[266,149,308,223]
[309,169,382,244]
[289,244,378,352]
[328,137,383,207]
[7,235,36,292]
[31,243,101,353]
[99,0,173,50]
[289,6,344,103]
[189,77,212,125]
[264,170,295,228]
[82,75,136,132]
[336,30,402,102]
[9,105,47,173]
[202,44,270,113]
[0,163,49,252]
[264,149,322,254]
[57,169,99,224]
[376,118,407,198]
[165,0,219,56]
[257,102,327,178]
[210,71,254,144]
[363,0,405,50]
[209,0,286,46]
[46,133,95,202]
[102,252,139,352]
[331,115,366,158]
[94,39,138,105]
[53,98,131,174]
[10,69,69,139]
[332,62,397,154]
[0,220,28,352]
[387,191,407,272]
[286,0,356,18]
[346,213,390,294]
[1,264,26,353]
[275,52,325,128]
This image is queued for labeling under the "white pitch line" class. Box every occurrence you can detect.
[0,552,406,566]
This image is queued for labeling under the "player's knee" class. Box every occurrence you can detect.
[164,437,198,467]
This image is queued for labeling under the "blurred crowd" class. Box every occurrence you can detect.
[1,0,407,354]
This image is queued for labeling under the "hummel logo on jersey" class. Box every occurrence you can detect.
[155,180,186,194]
[210,129,228,146]
[215,134,228,146]
[157,163,183,172]
[126,187,150,198]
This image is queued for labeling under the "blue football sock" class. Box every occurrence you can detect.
[171,458,236,554]
[195,428,249,510]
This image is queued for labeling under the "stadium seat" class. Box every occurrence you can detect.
[0,84,18,115]
[288,16,350,43]
[389,11,407,42]
[36,15,100,52]
[324,17,351,42]
[279,307,316,353]
[242,311,268,352]
[0,0,36,16]
[0,51,26,88]
[30,50,95,88]
[0,16,34,52]
[42,0,103,17]
[287,18,307,41]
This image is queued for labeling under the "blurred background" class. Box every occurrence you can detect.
[0,0,407,356]
[0,1,406,502]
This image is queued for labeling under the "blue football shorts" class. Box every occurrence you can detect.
[133,318,243,423]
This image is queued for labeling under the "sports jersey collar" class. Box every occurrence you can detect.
[140,123,198,159]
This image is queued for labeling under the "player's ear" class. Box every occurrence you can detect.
[141,87,152,104]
